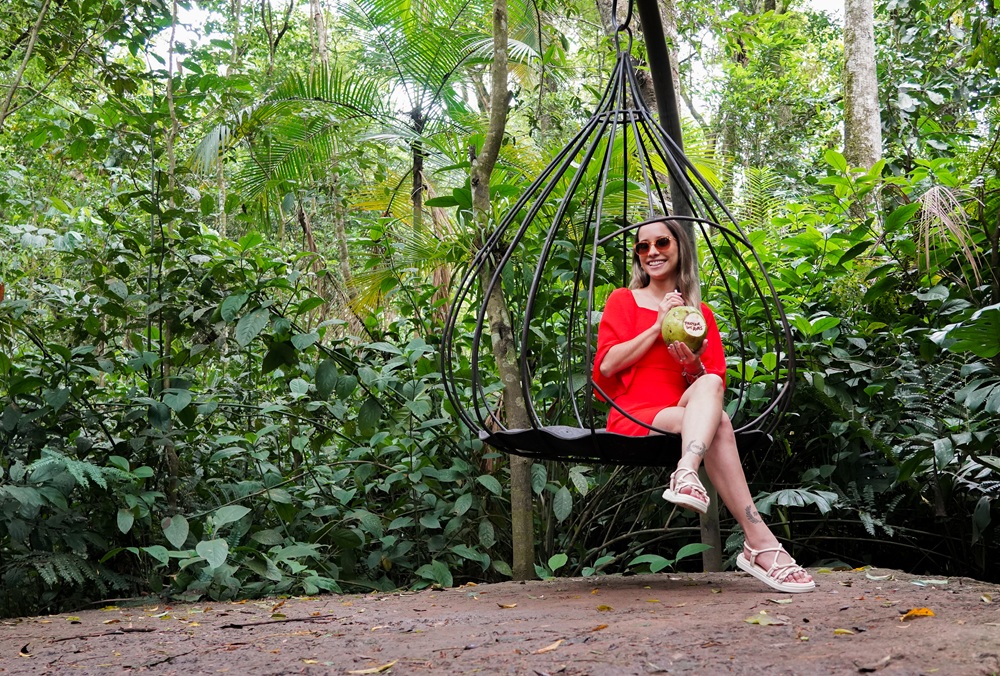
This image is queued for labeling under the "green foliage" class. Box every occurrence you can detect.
[2,0,999,620]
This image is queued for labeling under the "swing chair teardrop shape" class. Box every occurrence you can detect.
[441,49,795,467]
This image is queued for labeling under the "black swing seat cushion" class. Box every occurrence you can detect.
[479,426,770,467]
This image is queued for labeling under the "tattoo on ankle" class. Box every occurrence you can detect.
[745,505,762,524]
[685,440,707,458]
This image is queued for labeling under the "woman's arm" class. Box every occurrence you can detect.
[598,321,661,378]
[597,290,685,378]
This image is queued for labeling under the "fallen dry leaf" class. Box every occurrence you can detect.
[767,598,793,605]
[911,579,948,587]
[591,589,600,595]
[981,594,992,604]
[833,628,855,635]
[18,644,31,658]
[596,604,613,612]
[900,608,935,621]
[865,571,894,581]
[303,660,319,664]
[533,639,563,654]
[590,624,608,632]
[744,611,787,626]
[347,660,398,674]
[645,599,660,603]
[102,619,120,625]
[99,606,120,612]
[497,603,517,609]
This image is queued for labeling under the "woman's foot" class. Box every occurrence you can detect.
[736,543,815,593]
[661,466,710,514]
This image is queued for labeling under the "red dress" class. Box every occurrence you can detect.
[592,288,727,436]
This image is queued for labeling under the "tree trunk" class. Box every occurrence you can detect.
[310,0,329,69]
[411,107,424,230]
[843,0,882,169]
[0,0,51,134]
[470,0,535,581]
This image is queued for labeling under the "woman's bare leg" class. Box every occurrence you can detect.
[650,379,812,584]
[700,415,812,584]
[650,373,725,505]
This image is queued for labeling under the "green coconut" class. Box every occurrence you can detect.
[661,305,707,352]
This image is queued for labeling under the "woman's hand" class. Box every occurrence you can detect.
[667,338,708,369]
[656,290,686,324]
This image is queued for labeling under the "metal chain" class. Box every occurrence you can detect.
[611,0,634,54]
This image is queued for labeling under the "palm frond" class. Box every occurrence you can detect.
[917,184,983,288]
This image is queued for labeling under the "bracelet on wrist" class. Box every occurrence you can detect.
[683,363,706,385]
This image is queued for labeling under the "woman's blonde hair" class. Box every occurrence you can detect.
[628,218,701,307]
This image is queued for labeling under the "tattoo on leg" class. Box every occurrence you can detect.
[745,505,762,524]
[685,440,707,458]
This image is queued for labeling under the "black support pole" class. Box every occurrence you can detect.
[634,0,721,573]
[633,0,691,220]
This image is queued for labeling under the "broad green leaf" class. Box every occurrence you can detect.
[235,309,269,346]
[478,520,496,548]
[553,486,573,522]
[628,553,672,573]
[824,149,848,173]
[162,390,193,412]
[295,297,325,315]
[415,559,452,587]
[213,505,251,527]
[367,341,402,355]
[142,545,170,565]
[810,316,840,334]
[548,553,568,572]
[196,538,229,569]
[238,232,264,250]
[530,463,547,495]
[451,544,482,562]
[972,496,991,545]
[453,493,473,516]
[316,359,338,399]
[289,378,309,396]
[883,202,921,233]
[291,332,319,350]
[162,514,189,549]
[353,509,384,537]
[336,375,358,399]
[477,474,503,496]
[117,508,135,534]
[220,293,249,322]
[493,560,513,577]
[357,397,381,432]
[251,529,284,545]
[674,542,713,561]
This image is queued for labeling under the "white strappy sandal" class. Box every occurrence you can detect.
[661,467,710,514]
[736,544,816,593]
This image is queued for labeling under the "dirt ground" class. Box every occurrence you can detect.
[2,568,998,675]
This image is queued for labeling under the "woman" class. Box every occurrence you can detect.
[592,217,814,593]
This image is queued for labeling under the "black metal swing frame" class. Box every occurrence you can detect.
[441,1,795,468]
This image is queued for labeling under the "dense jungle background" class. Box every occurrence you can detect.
[1,0,998,619]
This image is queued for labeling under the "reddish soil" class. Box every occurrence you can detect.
[2,569,998,675]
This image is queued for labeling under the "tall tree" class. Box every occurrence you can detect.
[470,0,535,581]
[843,0,882,168]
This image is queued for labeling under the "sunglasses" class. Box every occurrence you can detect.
[634,235,674,256]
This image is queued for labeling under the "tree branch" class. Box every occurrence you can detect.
[0,0,53,134]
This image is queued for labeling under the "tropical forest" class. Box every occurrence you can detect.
[1,0,998,621]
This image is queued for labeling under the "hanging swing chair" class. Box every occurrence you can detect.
[441,17,795,468]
